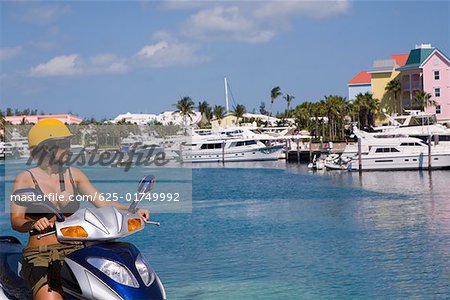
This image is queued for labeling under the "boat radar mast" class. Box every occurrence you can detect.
[224,77,229,113]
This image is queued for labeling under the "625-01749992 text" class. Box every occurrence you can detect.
[97,192,180,202]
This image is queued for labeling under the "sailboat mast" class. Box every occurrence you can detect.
[224,77,229,113]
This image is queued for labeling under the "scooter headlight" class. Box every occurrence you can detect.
[135,253,155,286]
[87,257,139,288]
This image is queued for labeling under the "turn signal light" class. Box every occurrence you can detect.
[128,218,142,232]
[60,226,88,238]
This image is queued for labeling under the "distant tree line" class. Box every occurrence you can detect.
[0,108,40,117]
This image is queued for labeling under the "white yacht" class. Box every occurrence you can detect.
[341,128,450,171]
[3,129,30,159]
[193,127,280,142]
[179,136,283,163]
[374,111,450,143]
[0,142,5,159]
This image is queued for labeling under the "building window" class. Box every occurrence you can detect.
[436,105,441,114]
[435,88,441,97]
[434,70,440,80]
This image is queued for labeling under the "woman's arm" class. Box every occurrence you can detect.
[72,168,149,220]
[11,172,35,232]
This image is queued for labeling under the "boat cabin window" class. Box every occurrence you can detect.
[409,115,437,126]
[200,143,223,149]
[375,147,400,153]
[232,140,257,147]
[394,117,407,125]
[400,142,422,146]
[437,135,450,142]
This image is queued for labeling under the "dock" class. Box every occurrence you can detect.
[286,141,346,163]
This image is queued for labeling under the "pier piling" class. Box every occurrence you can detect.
[428,135,432,171]
[357,137,362,173]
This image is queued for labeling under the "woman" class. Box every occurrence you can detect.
[10,119,149,300]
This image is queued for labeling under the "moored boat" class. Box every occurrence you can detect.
[179,138,283,163]
[345,127,450,171]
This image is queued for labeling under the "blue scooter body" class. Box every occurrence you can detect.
[0,238,165,300]
[61,242,165,300]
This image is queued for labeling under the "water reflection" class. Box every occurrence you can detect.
[1,162,450,298]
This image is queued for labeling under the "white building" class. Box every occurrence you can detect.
[111,112,158,125]
[156,111,202,126]
[210,113,280,129]
[110,111,202,126]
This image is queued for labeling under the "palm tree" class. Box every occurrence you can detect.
[213,105,226,125]
[198,101,210,116]
[198,101,212,127]
[174,96,196,126]
[353,92,379,128]
[283,94,295,116]
[323,95,347,140]
[294,102,311,131]
[385,79,401,113]
[233,104,246,125]
[268,86,282,124]
[413,91,435,111]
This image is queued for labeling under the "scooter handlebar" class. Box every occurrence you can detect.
[37,230,56,240]
[29,226,56,240]
[144,219,160,226]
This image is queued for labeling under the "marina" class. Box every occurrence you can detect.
[1,2,449,299]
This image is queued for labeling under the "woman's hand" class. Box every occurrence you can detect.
[33,217,53,232]
[137,208,150,221]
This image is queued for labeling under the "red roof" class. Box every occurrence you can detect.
[348,71,371,85]
[390,54,409,67]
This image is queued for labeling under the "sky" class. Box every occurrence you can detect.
[1,1,449,120]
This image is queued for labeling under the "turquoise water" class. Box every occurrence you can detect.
[1,161,450,299]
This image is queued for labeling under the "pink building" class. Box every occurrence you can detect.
[5,114,83,125]
[397,44,450,123]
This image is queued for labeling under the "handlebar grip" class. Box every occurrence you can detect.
[29,226,55,236]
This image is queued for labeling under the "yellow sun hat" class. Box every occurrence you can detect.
[28,118,73,148]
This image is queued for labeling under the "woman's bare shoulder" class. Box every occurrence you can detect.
[68,167,88,179]
[14,170,35,189]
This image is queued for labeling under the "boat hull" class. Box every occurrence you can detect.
[348,152,450,171]
[181,146,283,163]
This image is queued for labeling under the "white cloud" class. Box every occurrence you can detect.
[29,54,80,77]
[137,41,169,58]
[136,40,209,68]
[182,6,275,43]
[26,39,208,77]
[27,40,207,77]
[171,1,350,43]
[28,53,128,77]
[0,46,23,61]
